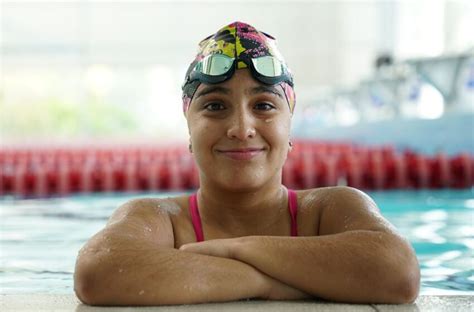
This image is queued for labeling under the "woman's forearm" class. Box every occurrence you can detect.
[233,232,420,303]
[74,241,269,306]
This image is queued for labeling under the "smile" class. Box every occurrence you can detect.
[216,148,265,161]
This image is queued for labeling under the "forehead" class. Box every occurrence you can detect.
[194,69,284,98]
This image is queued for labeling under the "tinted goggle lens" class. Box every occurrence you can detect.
[195,54,234,76]
[251,56,283,77]
[194,55,285,77]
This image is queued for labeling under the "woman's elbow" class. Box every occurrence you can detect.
[75,260,112,306]
[399,267,420,303]
[74,253,109,306]
[390,255,420,304]
[74,267,100,305]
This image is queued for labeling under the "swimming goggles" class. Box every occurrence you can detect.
[183,54,294,88]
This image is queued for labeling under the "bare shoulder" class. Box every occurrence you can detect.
[293,186,349,217]
[319,186,379,212]
[300,186,397,236]
[294,187,332,211]
[93,195,187,248]
[107,196,182,226]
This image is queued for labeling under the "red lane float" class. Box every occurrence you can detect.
[0,142,473,197]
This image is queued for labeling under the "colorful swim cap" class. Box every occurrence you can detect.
[182,21,296,114]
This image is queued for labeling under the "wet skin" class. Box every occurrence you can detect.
[183,69,295,237]
[73,69,420,306]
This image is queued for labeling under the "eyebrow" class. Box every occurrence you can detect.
[195,85,283,99]
[249,85,283,99]
[195,86,230,99]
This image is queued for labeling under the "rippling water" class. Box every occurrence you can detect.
[0,189,473,294]
[369,189,474,295]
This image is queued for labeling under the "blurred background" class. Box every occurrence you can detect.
[1,0,473,153]
[1,0,474,297]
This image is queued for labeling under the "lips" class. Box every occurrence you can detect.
[216,148,265,160]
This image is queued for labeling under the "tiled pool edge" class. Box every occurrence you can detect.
[1,295,473,311]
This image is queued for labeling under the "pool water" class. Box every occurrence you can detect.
[0,189,473,295]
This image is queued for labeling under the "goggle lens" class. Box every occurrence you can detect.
[251,56,283,77]
[186,54,292,88]
[195,55,285,78]
[197,54,234,76]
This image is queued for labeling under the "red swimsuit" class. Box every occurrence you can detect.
[188,189,299,242]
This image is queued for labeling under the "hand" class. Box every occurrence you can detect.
[179,238,311,301]
[178,238,241,259]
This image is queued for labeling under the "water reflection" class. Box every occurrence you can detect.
[0,190,473,294]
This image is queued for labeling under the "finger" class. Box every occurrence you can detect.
[179,244,197,251]
[179,243,208,254]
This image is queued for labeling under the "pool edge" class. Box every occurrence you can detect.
[1,294,473,311]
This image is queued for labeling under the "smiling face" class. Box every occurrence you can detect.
[186,69,292,192]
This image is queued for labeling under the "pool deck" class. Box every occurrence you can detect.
[1,295,473,312]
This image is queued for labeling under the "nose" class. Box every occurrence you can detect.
[226,107,256,141]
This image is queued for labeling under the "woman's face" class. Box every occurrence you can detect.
[186,69,292,191]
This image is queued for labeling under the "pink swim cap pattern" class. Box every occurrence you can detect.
[182,21,296,114]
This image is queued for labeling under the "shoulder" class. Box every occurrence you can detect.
[296,186,391,235]
[322,186,378,209]
[107,195,186,226]
[103,195,190,247]
[293,186,373,213]
[296,186,377,211]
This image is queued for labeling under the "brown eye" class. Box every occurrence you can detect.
[204,102,225,111]
[255,102,275,111]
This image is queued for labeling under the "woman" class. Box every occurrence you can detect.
[74,21,420,306]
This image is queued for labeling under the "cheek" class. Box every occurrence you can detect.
[188,119,217,154]
[268,118,291,144]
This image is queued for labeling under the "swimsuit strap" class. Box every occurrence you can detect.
[287,189,299,236]
[189,193,204,242]
[189,189,299,242]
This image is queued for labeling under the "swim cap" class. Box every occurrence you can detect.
[182,21,296,114]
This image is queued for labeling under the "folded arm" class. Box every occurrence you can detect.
[181,187,420,304]
[74,198,308,306]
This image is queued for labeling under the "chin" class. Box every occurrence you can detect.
[219,181,263,193]
[220,168,276,192]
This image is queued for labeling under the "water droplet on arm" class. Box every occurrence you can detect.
[139,290,145,295]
